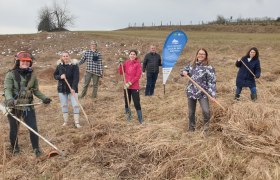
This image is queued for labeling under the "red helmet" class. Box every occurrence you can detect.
[16,51,33,61]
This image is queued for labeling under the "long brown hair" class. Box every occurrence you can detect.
[245,47,259,59]
[192,48,209,68]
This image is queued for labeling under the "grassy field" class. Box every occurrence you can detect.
[0,28,280,179]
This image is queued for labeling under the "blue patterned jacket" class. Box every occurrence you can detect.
[181,62,216,99]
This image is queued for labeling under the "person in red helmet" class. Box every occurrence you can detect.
[4,51,51,157]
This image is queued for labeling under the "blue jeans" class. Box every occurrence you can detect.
[187,97,210,130]
[145,72,158,96]
[236,86,257,95]
[58,93,80,114]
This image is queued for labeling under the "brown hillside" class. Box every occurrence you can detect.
[124,24,280,33]
[0,29,280,179]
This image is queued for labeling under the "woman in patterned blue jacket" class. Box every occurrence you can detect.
[181,48,216,132]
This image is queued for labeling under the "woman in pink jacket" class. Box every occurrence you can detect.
[118,50,143,124]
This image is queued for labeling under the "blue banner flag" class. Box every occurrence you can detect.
[162,30,188,85]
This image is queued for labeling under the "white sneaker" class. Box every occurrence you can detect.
[62,122,67,126]
[75,123,81,128]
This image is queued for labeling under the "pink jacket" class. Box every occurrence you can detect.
[118,58,142,90]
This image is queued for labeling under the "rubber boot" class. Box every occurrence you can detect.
[125,108,132,121]
[251,94,257,102]
[234,94,240,101]
[74,114,81,128]
[62,113,68,126]
[136,110,143,124]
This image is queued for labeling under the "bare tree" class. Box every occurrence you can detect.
[37,6,55,32]
[52,0,75,30]
[216,15,226,24]
[37,0,75,32]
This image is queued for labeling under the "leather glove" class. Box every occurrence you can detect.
[118,58,125,63]
[124,82,132,89]
[42,98,52,104]
[5,99,15,107]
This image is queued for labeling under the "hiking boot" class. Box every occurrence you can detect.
[187,127,195,132]
[203,123,210,136]
[234,94,240,101]
[251,94,257,102]
[34,148,42,157]
[11,146,20,155]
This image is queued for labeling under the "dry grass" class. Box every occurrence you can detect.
[0,28,280,179]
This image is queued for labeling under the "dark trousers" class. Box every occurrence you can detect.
[80,72,100,98]
[124,89,141,110]
[236,86,257,95]
[188,97,210,129]
[145,72,158,96]
[7,109,39,150]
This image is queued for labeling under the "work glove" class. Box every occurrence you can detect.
[5,99,15,107]
[118,58,125,63]
[42,98,52,104]
[124,82,132,89]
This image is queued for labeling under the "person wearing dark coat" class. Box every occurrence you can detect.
[54,52,81,128]
[235,47,261,101]
[142,45,162,96]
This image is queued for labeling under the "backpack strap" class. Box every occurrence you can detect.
[13,70,21,93]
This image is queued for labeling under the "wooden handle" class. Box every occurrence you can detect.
[185,74,226,111]
[64,78,91,126]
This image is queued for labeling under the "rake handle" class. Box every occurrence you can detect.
[184,74,226,111]
[239,59,265,86]
[8,111,64,156]
[64,78,91,126]
[120,63,130,108]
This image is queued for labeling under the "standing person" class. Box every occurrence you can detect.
[4,51,51,157]
[118,50,143,124]
[235,47,261,101]
[53,52,81,128]
[142,45,162,96]
[78,40,103,99]
[180,48,216,132]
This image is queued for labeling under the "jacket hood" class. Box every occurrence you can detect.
[57,59,79,65]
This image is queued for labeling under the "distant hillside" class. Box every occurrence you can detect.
[122,24,280,33]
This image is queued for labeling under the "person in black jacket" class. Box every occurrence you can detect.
[142,45,162,96]
[235,47,261,101]
[54,52,81,128]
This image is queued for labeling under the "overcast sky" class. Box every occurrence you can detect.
[0,0,279,34]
